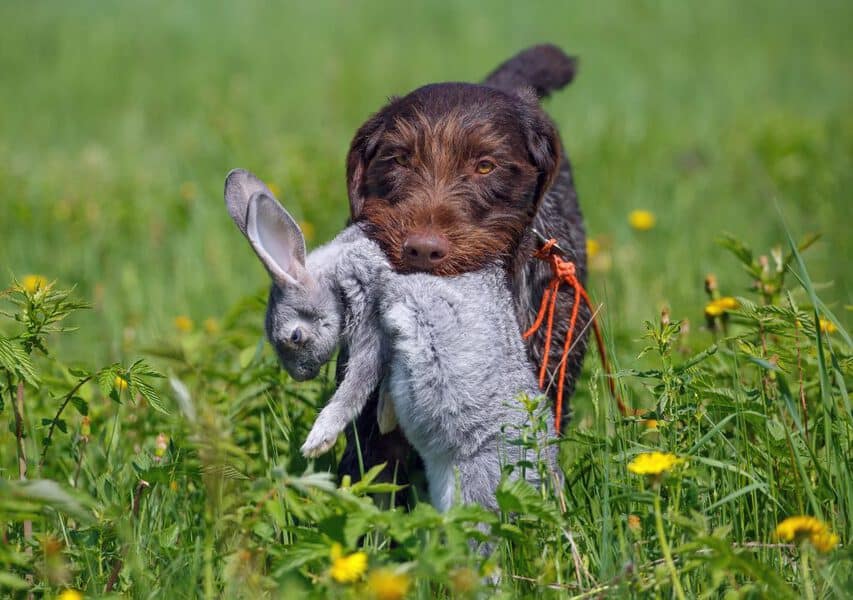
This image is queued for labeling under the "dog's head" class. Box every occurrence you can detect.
[346,83,561,275]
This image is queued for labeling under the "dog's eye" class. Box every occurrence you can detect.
[394,154,411,167]
[475,160,496,175]
[289,327,303,345]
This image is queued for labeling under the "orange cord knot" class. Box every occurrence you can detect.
[523,237,627,433]
[553,259,576,281]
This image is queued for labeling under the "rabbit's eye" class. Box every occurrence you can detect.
[290,327,303,345]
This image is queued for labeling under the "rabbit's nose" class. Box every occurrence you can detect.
[402,232,449,271]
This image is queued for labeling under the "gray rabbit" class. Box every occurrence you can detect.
[224,169,559,512]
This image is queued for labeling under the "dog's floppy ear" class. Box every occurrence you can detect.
[516,89,562,202]
[345,110,388,220]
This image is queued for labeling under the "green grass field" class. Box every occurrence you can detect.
[1,1,851,598]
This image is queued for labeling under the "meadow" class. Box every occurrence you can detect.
[0,1,850,598]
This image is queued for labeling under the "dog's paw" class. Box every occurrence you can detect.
[301,409,345,458]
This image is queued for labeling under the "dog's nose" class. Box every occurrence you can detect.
[402,232,449,270]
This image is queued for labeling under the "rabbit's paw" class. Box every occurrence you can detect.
[301,408,346,457]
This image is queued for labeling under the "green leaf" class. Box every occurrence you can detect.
[0,571,30,590]
[495,478,560,524]
[129,359,169,414]
[70,396,88,416]
[705,482,768,512]
[0,335,40,388]
[0,479,94,524]
[717,233,756,272]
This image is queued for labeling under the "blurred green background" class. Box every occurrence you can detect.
[1,0,850,365]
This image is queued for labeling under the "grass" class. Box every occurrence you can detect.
[0,1,850,598]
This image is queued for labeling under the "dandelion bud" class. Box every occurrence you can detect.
[80,416,91,442]
[704,273,717,296]
[627,514,641,531]
[114,375,129,392]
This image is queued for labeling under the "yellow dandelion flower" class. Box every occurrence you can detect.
[114,375,129,392]
[628,210,656,231]
[705,297,739,318]
[586,238,600,258]
[716,297,739,310]
[775,515,824,542]
[819,318,836,334]
[329,543,367,583]
[811,530,840,553]
[644,419,659,430]
[367,567,410,600]
[704,302,725,318]
[58,591,83,600]
[627,452,680,476]
[21,274,49,294]
[775,516,839,552]
[169,480,179,492]
[299,220,316,243]
[203,318,220,334]
[174,315,194,333]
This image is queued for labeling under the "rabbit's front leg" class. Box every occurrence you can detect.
[301,311,386,457]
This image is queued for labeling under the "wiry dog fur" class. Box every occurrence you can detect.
[338,45,590,496]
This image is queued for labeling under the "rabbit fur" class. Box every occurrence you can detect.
[224,169,559,512]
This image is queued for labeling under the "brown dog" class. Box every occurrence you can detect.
[337,45,590,494]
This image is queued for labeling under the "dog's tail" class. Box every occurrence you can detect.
[483,44,577,99]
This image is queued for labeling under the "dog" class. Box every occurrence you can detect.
[337,44,590,496]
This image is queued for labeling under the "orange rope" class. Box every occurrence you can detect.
[523,239,628,433]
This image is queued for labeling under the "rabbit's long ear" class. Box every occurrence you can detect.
[224,168,274,236]
[246,192,308,287]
